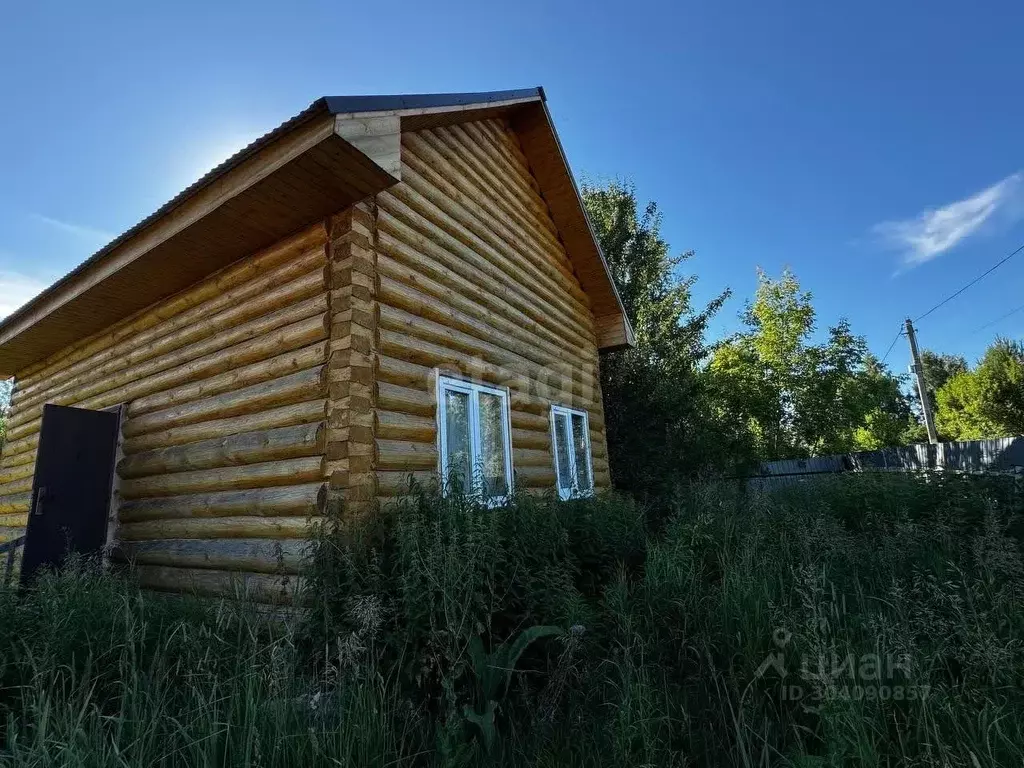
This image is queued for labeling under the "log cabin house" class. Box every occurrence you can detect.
[0,88,633,599]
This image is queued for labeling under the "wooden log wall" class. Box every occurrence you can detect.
[0,115,615,597]
[0,225,331,598]
[324,203,379,518]
[370,117,611,505]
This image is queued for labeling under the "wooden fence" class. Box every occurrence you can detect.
[747,437,1024,490]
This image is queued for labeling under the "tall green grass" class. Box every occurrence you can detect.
[2,473,1023,766]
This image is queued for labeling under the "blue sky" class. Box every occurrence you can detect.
[2,0,1023,371]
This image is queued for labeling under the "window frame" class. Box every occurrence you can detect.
[549,404,594,500]
[435,374,514,505]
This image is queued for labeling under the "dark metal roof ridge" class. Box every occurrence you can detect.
[323,87,543,114]
[0,88,543,346]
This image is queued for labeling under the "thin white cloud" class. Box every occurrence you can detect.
[31,214,113,244]
[874,172,1024,268]
[0,272,50,317]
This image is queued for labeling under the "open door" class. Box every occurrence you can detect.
[20,404,120,585]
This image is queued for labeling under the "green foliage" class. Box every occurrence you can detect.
[710,269,915,459]
[934,338,1024,440]
[0,559,425,766]
[464,625,562,753]
[5,476,1024,766]
[920,350,968,404]
[581,180,735,493]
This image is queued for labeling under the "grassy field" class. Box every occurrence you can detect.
[2,473,1023,766]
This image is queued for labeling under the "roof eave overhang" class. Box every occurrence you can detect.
[0,106,402,376]
[320,90,635,350]
[0,88,634,374]
[508,101,635,352]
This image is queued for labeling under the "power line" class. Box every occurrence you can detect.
[880,326,904,365]
[974,300,1024,334]
[914,241,1024,323]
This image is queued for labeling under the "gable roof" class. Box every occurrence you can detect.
[0,88,633,375]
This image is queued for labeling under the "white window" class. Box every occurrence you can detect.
[436,375,513,504]
[550,405,594,500]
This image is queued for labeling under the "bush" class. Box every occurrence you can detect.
[2,473,1023,766]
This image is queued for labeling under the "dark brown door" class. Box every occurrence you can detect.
[20,404,119,585]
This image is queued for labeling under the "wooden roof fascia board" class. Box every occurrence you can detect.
[333,115,402,180]
[508,101,635,351]
[323,89,543,120]
[0,113,338,352]
[0,87,632,373]
[0,117,404,374]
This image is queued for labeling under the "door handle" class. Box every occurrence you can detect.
[33,486,46,516]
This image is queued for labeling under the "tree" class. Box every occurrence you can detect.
[934,338,1024,439]
[919,350,967,407]
[582,180,732,496]
[849,356,917,450]
[709,269,913,459]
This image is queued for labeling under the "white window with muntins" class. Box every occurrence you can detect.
[436,375,513,504]
[550,405,594,500]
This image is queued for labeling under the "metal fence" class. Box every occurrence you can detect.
[747,437,1024,490]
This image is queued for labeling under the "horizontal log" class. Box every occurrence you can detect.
[376,354,432,389]
[459,121,564,239]
[127,340,328,420]
[511,410,548,432]
[376,252,589,372]
[121,313,329,412]
[383,183,594,343]
[119,482,327,523]
[122,399,328,454]
[7,319,329,443]
[515,465,555,488]
[403,131,573,279]
[123,364,326,437]
[119,422,325,479]
[377,381,434,417]
[13,272,326,419]
[513,448,552,468]
[135,565,301,604]
[0,462,34,485]
[431,123,561,245]
[376,202,596,352]
[377,224,593,360]
[0,478,33,496]
[511,428,549,451]
[376,410,435,442]
[119,456,326,500]
[0,512,27,527]
[376,439,437,471]
[118,538,310,574]
[378,306,589,402]
[379,329,592,419]
[0,492,31,514]
[378,273,586,375]
[398,160,590,311]
[119,515,314,541]
[377,470,437,497]
[379,330,577,414]
[1,434,38,461]
[16,227,326,387]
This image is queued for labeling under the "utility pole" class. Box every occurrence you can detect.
[905,317,938,444]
